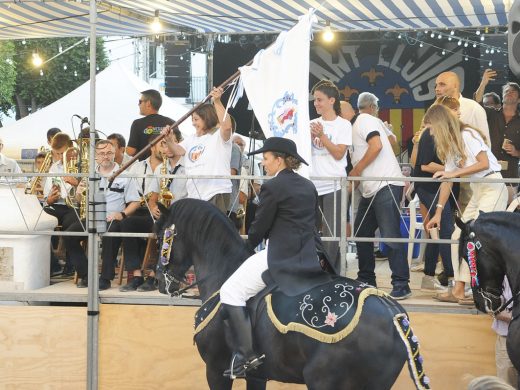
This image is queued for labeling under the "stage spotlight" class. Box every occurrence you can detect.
[323,20,334,42]
[150,10,162,33]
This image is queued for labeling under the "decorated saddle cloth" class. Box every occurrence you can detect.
[266,278,387,343]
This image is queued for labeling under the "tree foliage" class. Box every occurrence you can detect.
[0,41,17,121]
[8,37,109,119]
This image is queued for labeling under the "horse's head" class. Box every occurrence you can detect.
[456,214,504,314]
[154,203,193,296]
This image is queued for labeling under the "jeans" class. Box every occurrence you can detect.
[415,187,454,277]
[354,185,409,287]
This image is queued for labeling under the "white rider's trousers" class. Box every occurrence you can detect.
[220,244,268,307]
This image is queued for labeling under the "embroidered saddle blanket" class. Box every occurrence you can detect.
[194,278,388,343]
[266,278,387,343]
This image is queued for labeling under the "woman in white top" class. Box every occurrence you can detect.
[163,87,232,213]
[309,80,352,271]
[425,104,508,304]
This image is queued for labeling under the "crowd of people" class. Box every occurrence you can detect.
[0,71,519,384]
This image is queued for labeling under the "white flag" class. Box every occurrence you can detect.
[238,11,316,176]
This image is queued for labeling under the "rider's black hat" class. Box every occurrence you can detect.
[248,137,308,166]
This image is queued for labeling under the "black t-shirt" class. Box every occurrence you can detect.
[414,129,442,193]
[128,114,175,160]
[413,129,459,206]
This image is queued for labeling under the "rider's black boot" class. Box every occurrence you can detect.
[222,304,264,379]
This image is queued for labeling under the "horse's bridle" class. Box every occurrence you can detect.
[159,223,207,298]
[466,222,519,317]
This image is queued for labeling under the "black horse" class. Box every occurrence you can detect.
[456,212,520,388]
[156,199,430,390]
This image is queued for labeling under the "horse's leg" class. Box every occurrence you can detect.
[206,365,233,390]
[246,375,267,390]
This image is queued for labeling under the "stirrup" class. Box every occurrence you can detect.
[223,354,265,379]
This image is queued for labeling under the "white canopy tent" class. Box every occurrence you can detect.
[0,62,194,158]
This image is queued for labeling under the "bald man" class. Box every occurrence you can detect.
[435,71,490,142]
[0,137,24,185]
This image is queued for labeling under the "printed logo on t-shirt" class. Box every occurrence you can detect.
[143,126,164,135]
[188,144,205,162]
[312,134,332,150]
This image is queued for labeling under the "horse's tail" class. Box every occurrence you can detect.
[393,313,431,390]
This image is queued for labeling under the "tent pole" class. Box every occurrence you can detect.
[87,0,99,389]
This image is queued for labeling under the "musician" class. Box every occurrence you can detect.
[64,140,141,290]
[133,128,188,292]
[46,128,62,163]
[108,133,132,166]
[0,137,24,186]
[33,152,47,202]
[127,89,175,161]
[118,134,165,292]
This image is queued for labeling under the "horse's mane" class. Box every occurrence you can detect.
[156,198,252,269]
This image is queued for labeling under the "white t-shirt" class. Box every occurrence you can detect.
[459,95,490,145]
[179,130,232,201]
[310,116,351,196]
[351,113,404,198]
[44,160,71,205]
[445,128,501,178]
[148,158,188,202]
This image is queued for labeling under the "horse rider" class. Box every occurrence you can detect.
[219,137,334,379]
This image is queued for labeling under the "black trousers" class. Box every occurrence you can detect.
[63,219,122,281]
[120,208,154,271]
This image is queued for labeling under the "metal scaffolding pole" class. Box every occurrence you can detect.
[87,1,99,389]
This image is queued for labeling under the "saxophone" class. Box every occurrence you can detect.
[25,147,52,197]
[158,154,174,208]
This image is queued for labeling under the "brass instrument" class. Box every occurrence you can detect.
[25,147,52,197]
[63,137,89,219]
[158,154,174,208]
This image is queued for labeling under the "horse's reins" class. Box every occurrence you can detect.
[466,222,520,317]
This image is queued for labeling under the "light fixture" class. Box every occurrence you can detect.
[419,42,424,47]
[450,30,455,35]
[473,43,477,48]
[448,36,452,41]
[22,39,26,45]
[39,69,43,76]
[476,29,481,35]
[32,52,43,67]
[442,49,446,55]
[430,32,435,38]
[74,70,78,77]
[485,49,490,54]
[458,40,462,46]
[398,33,402,39]
[464,55,468,61]
[322,20,334,42]
[490,49,495,54]
[151,10,162,33]
[480,36,485,41]
[489,60,492,66]
[63,64,67,70]
[464,41,468,48]
[437,34,442,39]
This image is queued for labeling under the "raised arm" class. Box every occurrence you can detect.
[474,68,496,103]
[210,87,232,142]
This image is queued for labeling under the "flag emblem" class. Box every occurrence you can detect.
[268,92,298,137]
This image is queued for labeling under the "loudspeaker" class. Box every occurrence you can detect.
[508,0,520,77]
[164,40,191,98]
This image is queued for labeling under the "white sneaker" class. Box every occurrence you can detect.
[410,262,425,272]
[421,275,448,292]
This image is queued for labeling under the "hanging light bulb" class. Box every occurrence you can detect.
[32,52,43,67]
[180,55,183,60]
[437,34,442,39]
[450,30,455,35]
[22,39,26,45]
[151,10,162,33]
[430,32,435,38]
[74,70,78,77]
[419,42,424,47]
[490,48,495,54]
[442,49,446,55]
[458,40,462,46]
[473,43,477,48]
[398,33,402,39]
[87,58,90,63]
[476,29,481,35]
[489,60,493,66]
[96,65,99,71]
[63,64,67,70]
[464,55,468,61]
[322,20,334,42]
[481,36,485,41]
[448,36,452,41]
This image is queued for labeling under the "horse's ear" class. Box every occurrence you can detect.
[455,214,466,231]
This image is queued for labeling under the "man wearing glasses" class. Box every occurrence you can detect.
[350,92,410,300]
[127,89,175,161]
[64,140,141,290]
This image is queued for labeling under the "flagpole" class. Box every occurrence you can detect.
[108,59,252,184]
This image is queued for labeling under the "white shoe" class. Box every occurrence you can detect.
[421,275,448,292]
[410,262,425,272]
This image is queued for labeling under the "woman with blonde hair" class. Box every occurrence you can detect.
[425,104,507,304]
